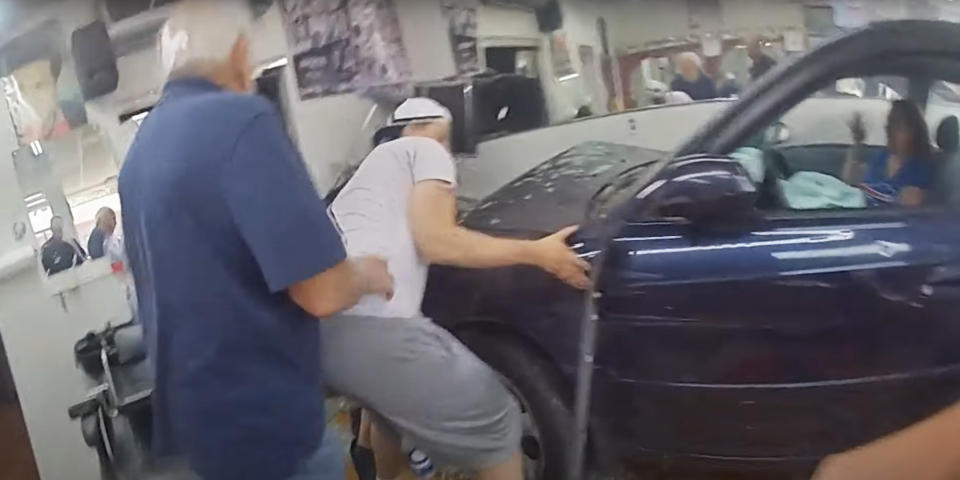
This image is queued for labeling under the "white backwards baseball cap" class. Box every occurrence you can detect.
[388,98,453,126]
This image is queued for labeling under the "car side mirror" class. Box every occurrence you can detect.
[642,155,758,223]
[764,121,791,145]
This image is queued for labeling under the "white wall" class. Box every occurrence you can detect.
[0,267,128,480]
[606,0,690,50]
[476,2,540,39]
[0,3,133,478]
[397,0,457,81]
[601,0,805,53]
[721,0,805,32]
[0,0,98,48]
[0,87,30,258]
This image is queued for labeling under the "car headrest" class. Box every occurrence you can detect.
[937,116,959,154]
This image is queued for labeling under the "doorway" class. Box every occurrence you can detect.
[0,333,40,480]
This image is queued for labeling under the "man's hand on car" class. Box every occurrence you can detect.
[812,401,960,480]
[530,226,591,290]
[354,256,395,299]
[848,112,867,145]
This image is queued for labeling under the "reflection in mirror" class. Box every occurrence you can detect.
[764,121,791,145]
[12,125,121,277]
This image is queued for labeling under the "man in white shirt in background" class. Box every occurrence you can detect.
[326,98,590,480]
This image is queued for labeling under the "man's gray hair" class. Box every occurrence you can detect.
[159,0,254,80]
[676,51,703,70]
[95,207,115,222]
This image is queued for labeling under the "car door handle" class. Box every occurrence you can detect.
[919,264,960,303]
[851,269,927,304]
[926,264,960,286]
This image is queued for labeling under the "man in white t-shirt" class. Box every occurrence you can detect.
[326,98,589,480]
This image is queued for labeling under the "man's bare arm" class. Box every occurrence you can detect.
[289,257,393,318]
[813,401,960,480]
[408,180,589,289]
[843,144,867,185]
[843,112,867,184]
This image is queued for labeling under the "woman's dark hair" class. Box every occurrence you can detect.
[887,99,932,160]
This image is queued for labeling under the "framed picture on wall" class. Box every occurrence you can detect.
[442,0,479,75]
[0,20,88,146]
[279,0,413,99]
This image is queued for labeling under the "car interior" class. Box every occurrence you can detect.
[736,78,960,212]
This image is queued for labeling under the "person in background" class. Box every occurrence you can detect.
[670,51,718,101]
[813,401,960,480]
[40,216,85,275]
[747,34,777,81]
[717,72,742,98]
[87,207,116,260]
[119,2,393,479]
[843,100,934,207]
[326,98,590,480]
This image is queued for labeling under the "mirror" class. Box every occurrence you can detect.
[646,155,758,222]
[763,121,791,145]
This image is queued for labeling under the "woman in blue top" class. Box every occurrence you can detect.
[843,100,934,207]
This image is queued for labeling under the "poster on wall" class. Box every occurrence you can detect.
[442,0,479,75]
[279,0,413,99]
[0,21,87,146]
[550,31,576,79]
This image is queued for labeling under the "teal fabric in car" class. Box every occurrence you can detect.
[779,171,867,210]
[731,147,766,184]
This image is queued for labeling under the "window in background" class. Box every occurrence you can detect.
[516,50,540,80]
[24,192,53,243]
[485,47,541,79]
[819,76,907,100]
[930,81,960,104]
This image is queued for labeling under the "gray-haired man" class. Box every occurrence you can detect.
[120,2,392,479]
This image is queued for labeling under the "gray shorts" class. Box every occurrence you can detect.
[320,314,521,470]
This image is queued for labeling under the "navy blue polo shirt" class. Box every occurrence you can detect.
[119,78,345,480]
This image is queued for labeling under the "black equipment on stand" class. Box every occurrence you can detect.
[68,321,161,480]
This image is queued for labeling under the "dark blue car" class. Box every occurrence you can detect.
[423,20,960,479]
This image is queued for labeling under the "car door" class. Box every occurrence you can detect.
[591,205,960,460]
[578,20,960,462]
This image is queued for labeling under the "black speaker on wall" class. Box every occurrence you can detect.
[536,0,563,32]
[416,82,473,154]
[416,74,548,155]
[71,21,119,100]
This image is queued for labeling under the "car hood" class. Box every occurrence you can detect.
[462,141,667,234]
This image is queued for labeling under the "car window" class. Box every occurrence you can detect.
[927,81,960,144]
[728,75,960,213]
